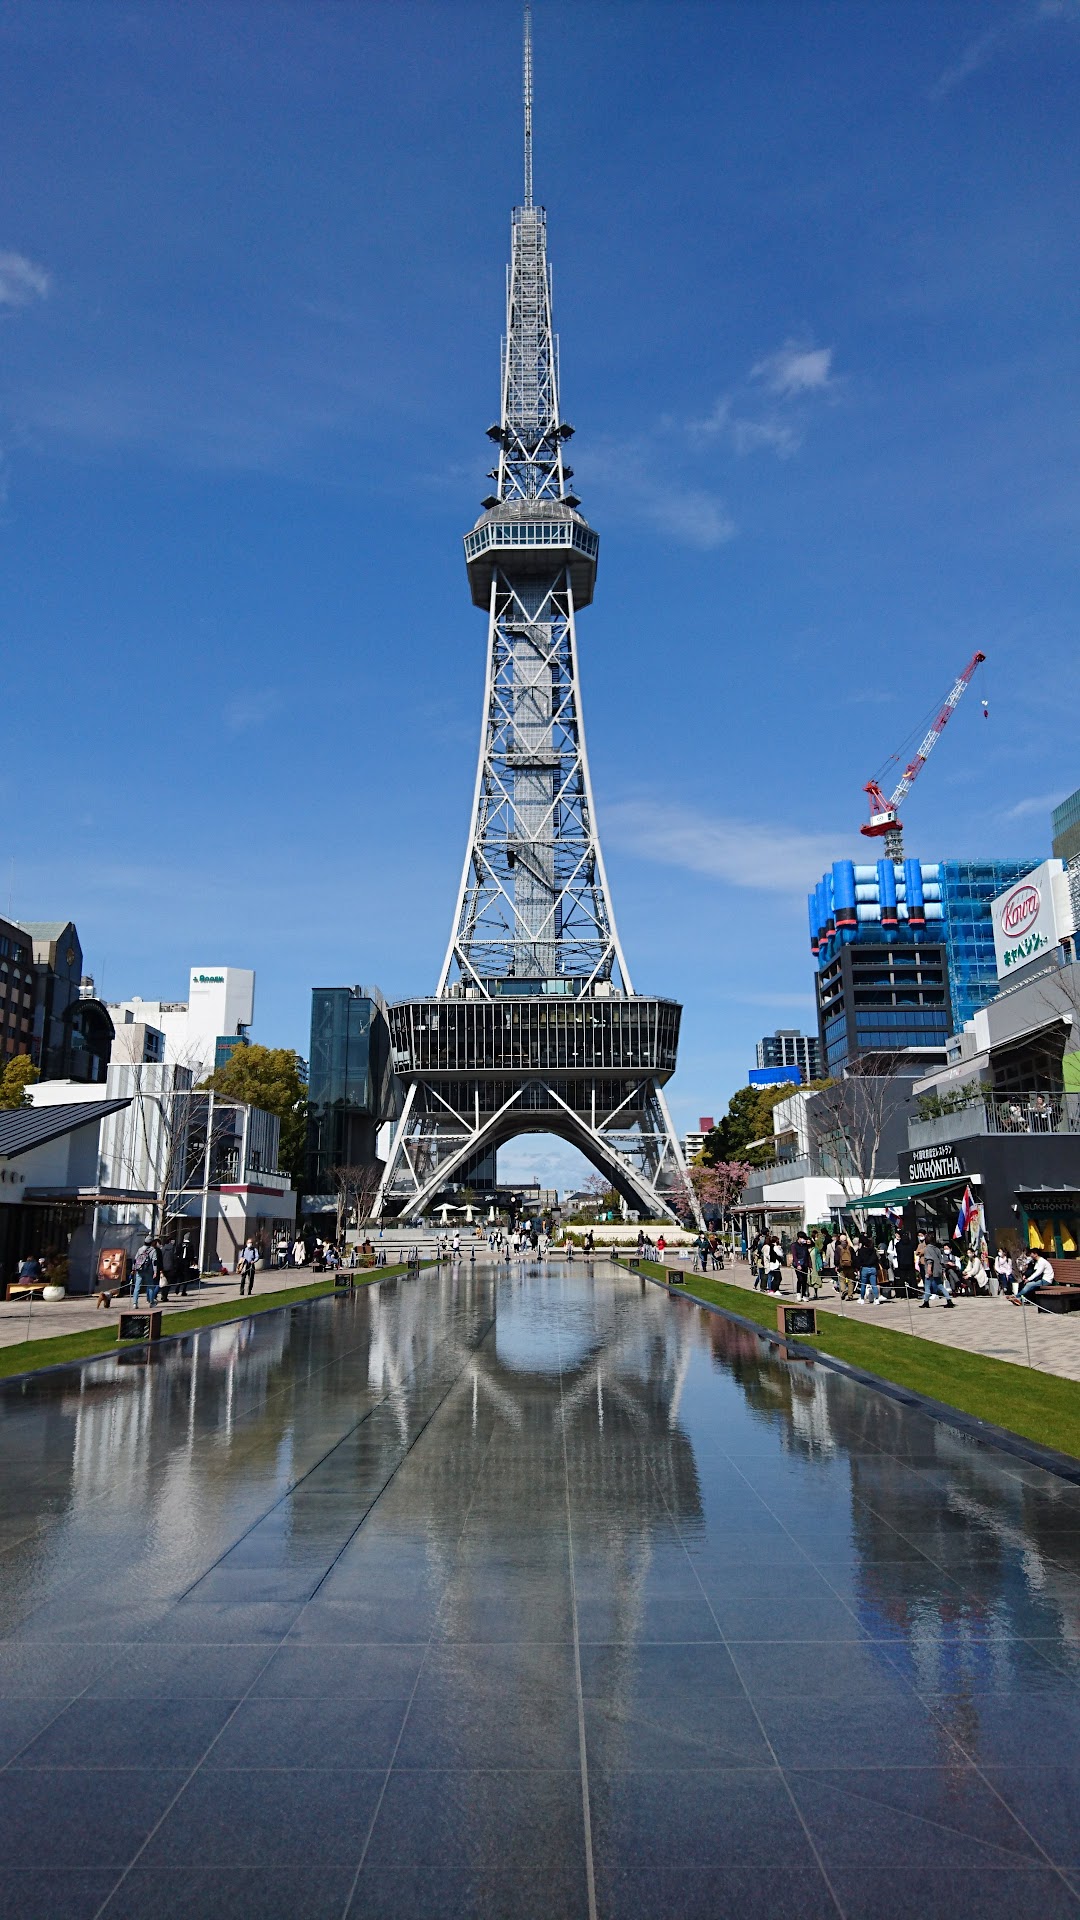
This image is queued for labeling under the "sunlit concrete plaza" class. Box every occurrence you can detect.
[0,1257,1078,1918]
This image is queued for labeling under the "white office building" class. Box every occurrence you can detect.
[107,966,255,1080]
[29,1059,294,1271]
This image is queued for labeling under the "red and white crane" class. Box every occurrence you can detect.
[861,650,987,860]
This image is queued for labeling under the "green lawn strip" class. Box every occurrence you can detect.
[618,1258,1080,1461]
[0,1263,428,1383]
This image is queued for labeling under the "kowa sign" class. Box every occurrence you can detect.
[991,860,1075,980]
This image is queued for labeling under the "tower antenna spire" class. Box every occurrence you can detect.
[523,2,533,208]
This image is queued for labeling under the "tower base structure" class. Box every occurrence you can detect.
[374,990,690,1224]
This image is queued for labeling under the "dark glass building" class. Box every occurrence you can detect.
[16,922,114,1084]
[306,986,399,1195]
[809,858,1036,1075]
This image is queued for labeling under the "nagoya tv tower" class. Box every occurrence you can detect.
[375,6,693,1224]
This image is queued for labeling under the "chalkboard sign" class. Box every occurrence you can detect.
[118,1310,162,1343]
[777,1304,817,1338]
[333,1271,354,1291]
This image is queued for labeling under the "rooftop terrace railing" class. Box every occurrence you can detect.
[909,1092,1080,1147]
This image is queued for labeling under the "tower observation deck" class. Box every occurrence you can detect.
[374,7,694,1224]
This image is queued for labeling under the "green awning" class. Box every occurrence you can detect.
[863,1176,969,1208]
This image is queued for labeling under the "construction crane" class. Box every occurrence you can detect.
[861,650,987,861]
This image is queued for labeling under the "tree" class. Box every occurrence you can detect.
[330,1163,383,1242]
[201,1046,308,1183]
[703,1081,798,1167]
[808,1055,909,1221]
[0,1055,39,1111]
[691,1159,751,1223]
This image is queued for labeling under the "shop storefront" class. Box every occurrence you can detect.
[1015,1187,1080,1259]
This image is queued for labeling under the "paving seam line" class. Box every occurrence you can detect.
[177,1306,498,1602]
[617,1259,1080,1488]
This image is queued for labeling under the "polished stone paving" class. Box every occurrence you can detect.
[0,1260,1078,1916]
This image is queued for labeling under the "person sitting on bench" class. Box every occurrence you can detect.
[1011,1251,1055,1306]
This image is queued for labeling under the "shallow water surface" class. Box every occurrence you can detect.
[0,1259,1078,1918]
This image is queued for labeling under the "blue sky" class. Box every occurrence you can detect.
[2,0,1078,1190]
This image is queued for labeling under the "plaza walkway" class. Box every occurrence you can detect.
[658,1254,1080,1384]
[0,1264,331,1353]
[0,1257,1078,1917]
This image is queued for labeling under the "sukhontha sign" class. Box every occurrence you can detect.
[991,860,1074,979]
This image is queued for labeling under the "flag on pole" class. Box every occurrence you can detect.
[954,1184,976,1240]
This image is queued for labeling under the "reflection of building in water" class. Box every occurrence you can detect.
[700,1304,1080,1714]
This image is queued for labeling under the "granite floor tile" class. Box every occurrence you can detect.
[0,1768,187,1868]
[140,1768,383,1867]
[753,1694,967,1768]
[85,1642,272,1699]
[584,1691,772,1769]
[97,1867,355,1918]
[595,1867,839,1919]
[251,1642,426,1699]
[827,1868,1080,1919]
[786,1766,1044,1869]
[203,1695,407,1771]
[577,1640,747,1701]
[365,1768,586,1870]
[15,1698,235,1770]
[589,1767,811,1870]
[981,1769,1080,1868]
[0,1871,120,1919]
[344,1868,590,1917]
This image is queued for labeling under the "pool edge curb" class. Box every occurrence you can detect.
[619,1259,1080,1486]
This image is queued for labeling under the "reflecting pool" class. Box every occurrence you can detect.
[0,1261,1078,1917]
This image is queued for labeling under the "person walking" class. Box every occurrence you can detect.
[238,1239,258,1297]
[791,1230,812,1300]
[834,1233,857,1301]
[918,1234,955,1309]
[763,1235,784,1293]
[131,1238,156,1309]
[893,1226,918,1300]
[174,1238,196,1297]
[695,1232,710,1274]
[856,1231,882,1305]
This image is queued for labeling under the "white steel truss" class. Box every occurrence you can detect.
[373,7,696,1226]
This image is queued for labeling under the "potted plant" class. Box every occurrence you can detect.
[42,1256,69,1302]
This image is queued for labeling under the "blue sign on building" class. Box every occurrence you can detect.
[748,1066,802,1087]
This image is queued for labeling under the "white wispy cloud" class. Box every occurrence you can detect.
[0,251,51,308]
[751,340,834,397]
[690,396,802,458]
[1001,789,1067,821]
[930,0,1080,100]
[578,439,735,550]
[604,799,839,894]
[689,339,837,462]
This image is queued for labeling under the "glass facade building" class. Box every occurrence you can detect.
[1052,787,1080,866]
[809,858,1037,1074]
[306,986,398,1195]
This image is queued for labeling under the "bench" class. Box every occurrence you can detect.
[1034,1284,1080,1315]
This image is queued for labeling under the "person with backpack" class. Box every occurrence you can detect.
[131,1238,157,1309]
[834,1233,857,1301]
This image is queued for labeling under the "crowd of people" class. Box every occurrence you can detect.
[742,1223,1056,1309]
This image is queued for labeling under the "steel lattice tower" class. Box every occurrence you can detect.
[374,7,693,1225]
